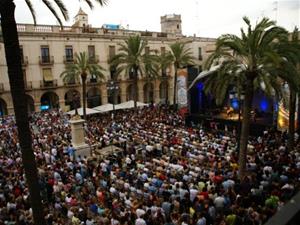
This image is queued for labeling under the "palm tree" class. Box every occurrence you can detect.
[204,17,300,178]
[109,35,158,108]
[0,1,107,224]
[155,50,173,104]
[169,42,195,110]
[61,52,105,120]
[278,28,300,151]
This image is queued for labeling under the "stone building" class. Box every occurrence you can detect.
[0,9,216,115]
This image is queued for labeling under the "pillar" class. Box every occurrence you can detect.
[69,118,91,158]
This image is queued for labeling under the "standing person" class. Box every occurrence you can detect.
[68,144,75,160]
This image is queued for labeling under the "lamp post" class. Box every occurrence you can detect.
[107,80,119,113]
[229,90,245,153]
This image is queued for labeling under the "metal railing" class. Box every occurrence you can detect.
[88,55,99,64]
[39,56,54,65]
[40,79,57,88]
[25,81,32,90]
[63,55,74,64]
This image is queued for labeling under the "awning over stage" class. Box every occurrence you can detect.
[188,65,220,90]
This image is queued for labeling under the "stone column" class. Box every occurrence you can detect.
[120,82,127,103]
[69,118,91,158]
[138,81,144,103]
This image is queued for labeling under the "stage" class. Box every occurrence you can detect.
[185,112,274,136]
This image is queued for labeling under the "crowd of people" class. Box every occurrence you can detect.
[0,105,299,225]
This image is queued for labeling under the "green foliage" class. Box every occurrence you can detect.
[204,17,300,105]
[169,42,195,69]
[109,35,159,79]
[24,0,107,26]
[60,52,105,83]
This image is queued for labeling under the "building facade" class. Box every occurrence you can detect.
[0,10,216,115]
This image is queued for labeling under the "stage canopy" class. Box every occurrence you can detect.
[67,107,102,116]
[188,65,220,90]
[115,100,148,110]
[93,103,114,112]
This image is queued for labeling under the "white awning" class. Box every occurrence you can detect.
[188,65,220,90]
[115,100,148,110]
[93,104,114,112]
[66,107,102,116]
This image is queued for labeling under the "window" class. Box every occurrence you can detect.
[20,46,24,64]
[65,46,73,62]
[177,24,179,29]
[198,47,202,60]
[41,46,50,63]
[129,69,134,80]
[23,69,27,86]
[88,45,95,61]
[109,46,116,60]
[110,65,117,80]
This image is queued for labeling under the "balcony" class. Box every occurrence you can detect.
[63,55,74,64]
[87,78,101,85]
[39,56,54,65]
[88,55,99,64]
[40,79,57,89]
[25,81,33,90]
[64,81,80,87]
[141,31,153,37]
[21,56,28,66]
[0,83,4,92]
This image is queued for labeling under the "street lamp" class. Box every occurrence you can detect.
[229,90,245,153]
[107,80,119,113]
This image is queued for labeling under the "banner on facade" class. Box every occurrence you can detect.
[177,69,188,116]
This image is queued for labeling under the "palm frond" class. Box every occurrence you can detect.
[25,0,36,25]
[42,0,64,27]
[53,0,69,20]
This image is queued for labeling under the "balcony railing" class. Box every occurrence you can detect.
[63,55,74,64]
[87,78,101,85]
[25,81,32,90]
[0,83,4,92]
[141,31,153,37]
[40,79,57,88]
[21,56,28,66]
[88,55,99,64]
[64,81,80,87]
[39,56,54,65]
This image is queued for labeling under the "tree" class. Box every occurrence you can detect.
[204,17,300,178]
[0,1,107,224]
[109,35,158,108]
[278,28,300,151]
[169,42,194,110]
[61,52,105,120]
[155,50,173,104]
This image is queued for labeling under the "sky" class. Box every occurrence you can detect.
[14,0,300,38]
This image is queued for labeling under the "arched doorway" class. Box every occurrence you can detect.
[26,95,35,113]
[0,98,8,116]
[126,84,135,101]
[40,92,59,110]
[65,89,81,110]
[143,82,154,103]
[160,81,169,104]
[87,87,101,108]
